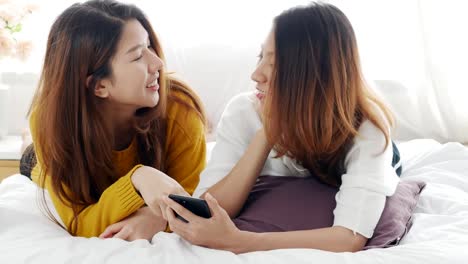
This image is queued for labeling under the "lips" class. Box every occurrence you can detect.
[255,87,266,100]
[146,73,159,91]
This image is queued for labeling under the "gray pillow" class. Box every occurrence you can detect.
[233,175,425,249]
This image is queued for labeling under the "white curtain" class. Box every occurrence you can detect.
[331,0,468,143]
[417,0,468,143]
[145,0,468,143]
[2,0,467,142]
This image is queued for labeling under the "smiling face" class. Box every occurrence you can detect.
[94,19,163,113]
[251,27,276,103]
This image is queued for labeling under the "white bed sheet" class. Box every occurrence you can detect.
[1,139,468,264]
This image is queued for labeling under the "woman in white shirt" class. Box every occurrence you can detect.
[163,2,400,253]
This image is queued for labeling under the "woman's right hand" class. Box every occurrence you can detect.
[131,166,189,220]
[253,96,265,124]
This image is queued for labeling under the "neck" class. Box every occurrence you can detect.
[108,106,136,151]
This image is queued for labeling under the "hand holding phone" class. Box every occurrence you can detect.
[168,194,212,223]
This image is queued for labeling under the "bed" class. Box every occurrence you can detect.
[1,139,468,263]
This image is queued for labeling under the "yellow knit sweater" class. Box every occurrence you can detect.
[31,92,206,237]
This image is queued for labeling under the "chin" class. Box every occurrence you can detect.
[145,93,160,108]
[144,100,159,108]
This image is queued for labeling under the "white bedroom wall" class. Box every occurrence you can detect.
[1,0,467,142]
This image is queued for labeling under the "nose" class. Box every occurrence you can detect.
[148,51,164,74]
[251,65,266,84]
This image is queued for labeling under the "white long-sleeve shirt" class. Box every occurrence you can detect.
[194,92,400,238]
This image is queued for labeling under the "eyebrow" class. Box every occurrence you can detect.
[126,34,150,54]
[126,43,145,54]
[125,44,145,54]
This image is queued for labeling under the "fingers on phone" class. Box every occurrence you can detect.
[165,196,196,223]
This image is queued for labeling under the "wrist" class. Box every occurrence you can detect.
[131,167,145,191]
[230,230,261,254]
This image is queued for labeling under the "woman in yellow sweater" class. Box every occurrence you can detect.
[29,0,206,241]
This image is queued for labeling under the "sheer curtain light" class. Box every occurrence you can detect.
[1,0,466,142]
[332,0,468,142]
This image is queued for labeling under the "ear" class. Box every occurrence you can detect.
[87,76,110,99]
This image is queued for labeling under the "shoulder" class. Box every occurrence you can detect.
[222,92,257,117]
[344,100,394,166]
[167,90,198,117]
[355,100,392,143]
[166,90,205,140]
[28,109,38,138]
[218,92,259,128]
[216,92,261,139]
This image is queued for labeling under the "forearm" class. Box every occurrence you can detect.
[50,172,145,237]
[234,226,368,253]
[202,130,272,218]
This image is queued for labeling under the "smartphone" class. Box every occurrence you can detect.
[168,194,212,223]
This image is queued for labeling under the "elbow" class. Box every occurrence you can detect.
[332,226,368,252]
[348,236,367,252]
[333,236,366,253]
[344,234,368,252]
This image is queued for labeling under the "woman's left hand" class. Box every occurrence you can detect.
[163,193,244,253]
[99,206,167,241]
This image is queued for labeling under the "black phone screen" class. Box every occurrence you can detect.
[168,194,212,222]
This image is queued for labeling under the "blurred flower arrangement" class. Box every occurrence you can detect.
[0,0,37,61]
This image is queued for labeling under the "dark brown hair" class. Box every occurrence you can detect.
[29,0,205,234]
[263,2,393,186]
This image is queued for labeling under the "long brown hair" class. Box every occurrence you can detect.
[29,0,205,234]
[263,2,393,187]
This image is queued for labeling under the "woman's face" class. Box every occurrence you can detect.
[251,27,275,102]
[96,19,163,112]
